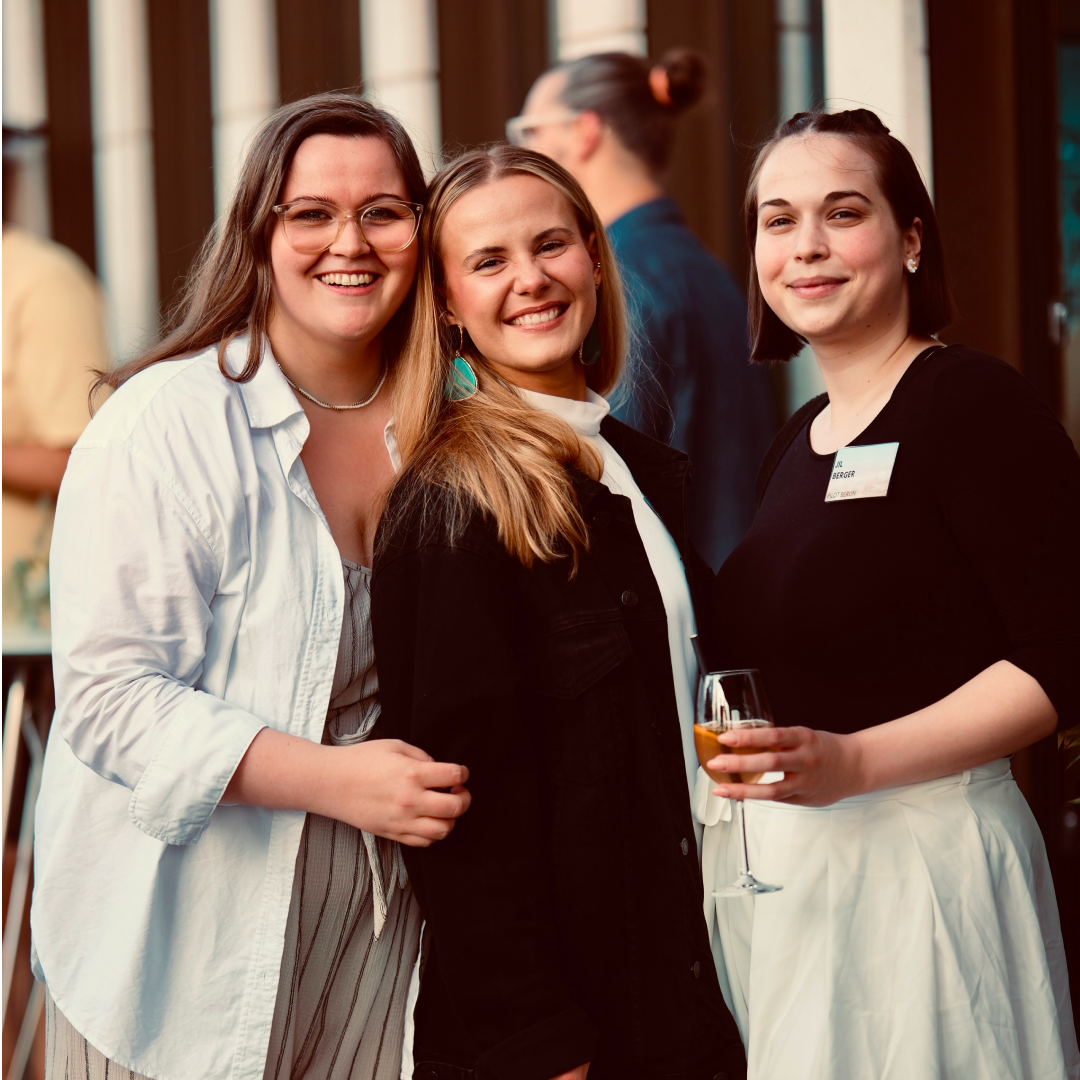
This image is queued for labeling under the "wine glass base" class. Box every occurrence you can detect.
[713,873,782,897]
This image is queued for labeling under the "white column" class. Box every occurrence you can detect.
[3,0,51,237]
[777,0,827,413]
[822,0,933,193]
[210,0,278,215]
[89,0,158,361]
[551,0,647,61]
[777,0,816,121]
[361,0,441,175]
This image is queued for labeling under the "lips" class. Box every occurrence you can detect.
[506,303,567,327]
[788,276,845,298]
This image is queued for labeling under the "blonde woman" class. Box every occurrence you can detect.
[32,94,470,1080]
[371,146,746,1080]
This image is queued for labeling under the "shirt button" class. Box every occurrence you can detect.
[680,837,690,856]
[593,510,610,528]
[692,960,702,978]
[620,589,639,607]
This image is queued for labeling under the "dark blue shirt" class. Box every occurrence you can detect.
[607,197,775,568]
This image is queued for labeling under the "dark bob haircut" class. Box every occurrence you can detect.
[745,109,953,363]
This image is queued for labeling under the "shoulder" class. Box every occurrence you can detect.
[916,346,1079,476]
[2,229,98,294]
[917,344,1058,429]
[77,345,246,452]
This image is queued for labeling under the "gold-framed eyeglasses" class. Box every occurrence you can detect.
[271,198,424,255]
[504,110,581,146]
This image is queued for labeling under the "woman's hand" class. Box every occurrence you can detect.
[224,729,471,845]
[708,724,864,807]
[707,661,1058,807]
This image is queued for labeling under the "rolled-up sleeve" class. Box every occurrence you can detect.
[50,440,265,845]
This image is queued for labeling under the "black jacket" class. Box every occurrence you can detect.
[371,417,746,1080]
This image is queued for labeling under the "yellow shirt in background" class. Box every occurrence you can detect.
[2,226,110,627]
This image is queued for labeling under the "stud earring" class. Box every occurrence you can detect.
[444,324,478,400]
[906,258,918,274]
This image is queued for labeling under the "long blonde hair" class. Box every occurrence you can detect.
[389,145,628,570]
[96,93,426,391]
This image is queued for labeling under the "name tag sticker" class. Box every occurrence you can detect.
[825,442,899,502]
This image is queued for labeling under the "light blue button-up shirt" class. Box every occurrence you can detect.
[32,338,361,1080]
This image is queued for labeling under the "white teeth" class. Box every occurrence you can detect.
[319,272,376,286]
[509,306,564,326]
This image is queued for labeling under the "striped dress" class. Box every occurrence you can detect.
[45,559,422,1080]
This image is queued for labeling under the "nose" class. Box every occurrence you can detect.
[792,218,828,264]
[328,214,372,258]
[512,254,551,294]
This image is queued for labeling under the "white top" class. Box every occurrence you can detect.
[32,337,394,1080]
[518,388,700,799]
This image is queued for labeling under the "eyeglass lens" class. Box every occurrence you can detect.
[280,201,419,254]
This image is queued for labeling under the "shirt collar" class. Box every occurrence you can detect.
[231,335,307,430]
[517,386,610,438]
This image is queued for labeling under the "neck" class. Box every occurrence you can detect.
[575,148,664,227]
[267,312,384,405]
[808,316,937,445]
[496,356,588,401]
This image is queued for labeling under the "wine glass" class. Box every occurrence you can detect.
[694,668,782,897]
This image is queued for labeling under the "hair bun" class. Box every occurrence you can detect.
[656,48,707,111]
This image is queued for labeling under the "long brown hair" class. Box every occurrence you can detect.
[97,93,426,391]
[389,145,628,570]
[744,109,953,362]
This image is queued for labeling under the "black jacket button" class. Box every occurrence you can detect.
[620,589,638,607]
[692,960,702,978]
[680,837,690,855]
[593,510,610,528]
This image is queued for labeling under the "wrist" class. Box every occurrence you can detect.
[842,730,871,796]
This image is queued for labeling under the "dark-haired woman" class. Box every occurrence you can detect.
[32,94,471,1080]
[371,145,746,1080]
[511,49,774,568]
[698,109,1080,1079]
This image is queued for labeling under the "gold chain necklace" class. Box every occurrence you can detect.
[275,359,387,410]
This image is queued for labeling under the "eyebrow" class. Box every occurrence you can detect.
[759,189,872,210]
[285,191,406,205]
[462,226,575,264]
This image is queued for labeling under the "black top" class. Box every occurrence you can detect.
[713,345,1080,736]
[372,418,745,1080]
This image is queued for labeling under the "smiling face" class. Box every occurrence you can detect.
[438,172,601,395]
[268,133,418,355]
[754,134,922,352]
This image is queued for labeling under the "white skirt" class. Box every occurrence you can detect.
[697,759,1080,1080]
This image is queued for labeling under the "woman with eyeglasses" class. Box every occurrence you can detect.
[32,93,470,1080]
[370,145,746,1080]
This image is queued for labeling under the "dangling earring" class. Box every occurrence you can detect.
[444,323,478,401]
[906,258,918,274]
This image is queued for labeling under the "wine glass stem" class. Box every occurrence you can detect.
[737,799,752,878]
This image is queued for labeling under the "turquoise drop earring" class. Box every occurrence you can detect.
[444,324,478,400]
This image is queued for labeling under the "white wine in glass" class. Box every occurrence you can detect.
[695,669,782,897]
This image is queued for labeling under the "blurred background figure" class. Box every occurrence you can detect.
[2,133,108,631]
[510,50,775,568]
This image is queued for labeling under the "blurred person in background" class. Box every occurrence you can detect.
[31,94,470,1080]
[2,133,109,629]
[511,50,775,568]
